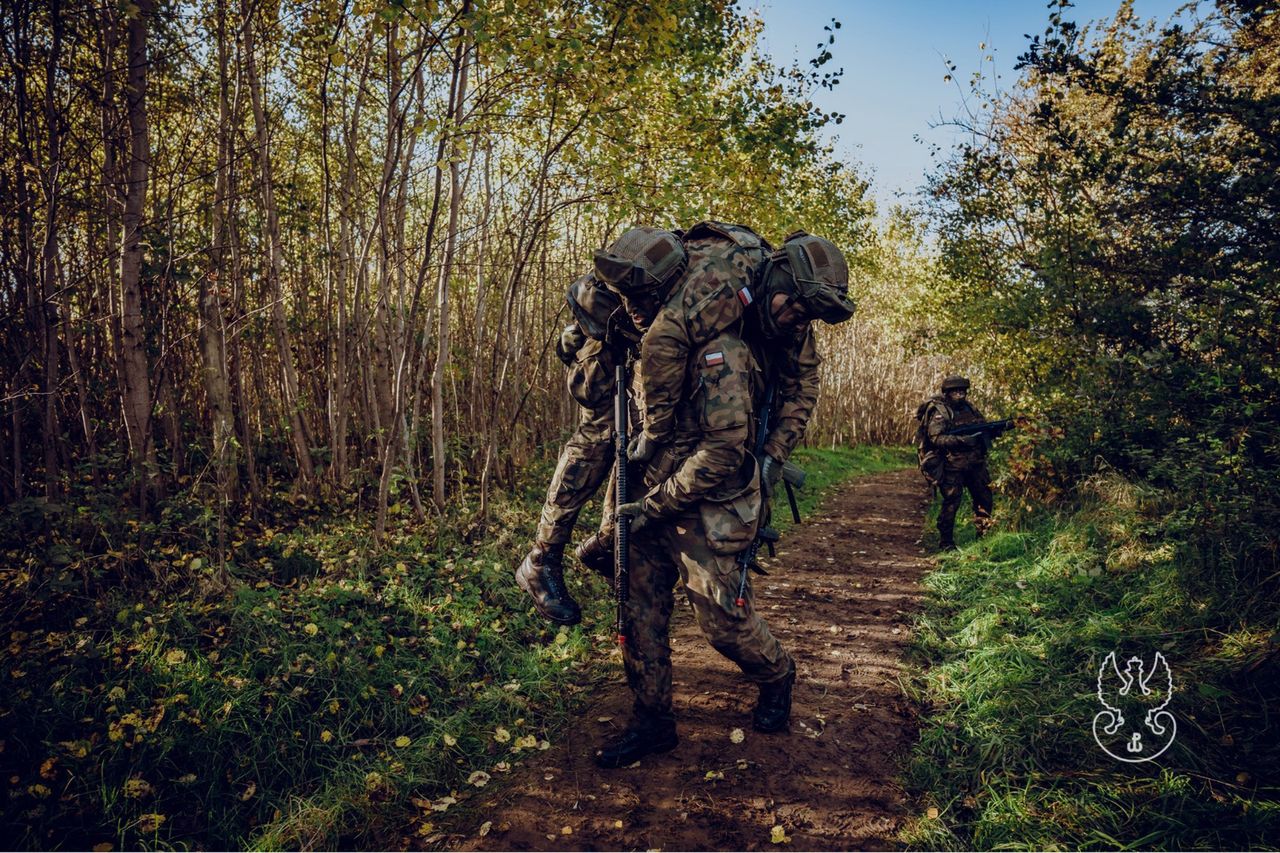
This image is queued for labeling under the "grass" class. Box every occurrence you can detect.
[0,444,906,850]
[903,473,1280,850]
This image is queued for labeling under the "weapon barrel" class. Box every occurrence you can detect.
[614,364,630,644]
[781,461,806,489]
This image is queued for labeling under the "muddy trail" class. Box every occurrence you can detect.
[447,467,932,851]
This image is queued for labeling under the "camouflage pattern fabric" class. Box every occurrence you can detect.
[623,490,794,723]
[535,336,624,547]
[639,333,757,518]
[637,224,770,450]
[938,465,994,538]
[925,396,995,539]
[753,327,821,463]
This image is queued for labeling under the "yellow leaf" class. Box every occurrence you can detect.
[320,730,333,743]
[478,821,492,837]
[443,733,457,747]
[240,781,257,801]
[614,819,623,829]
[92,844,113,852]
[164,649,186,665]
[467,770,491,787]
[561,826,573,835]
[395,736,411,748]
[137,813,166,833]
[770,825,791,844]
[493,727,511,743]
[304,623,319,636]
[926,807,940,819]
[729,728,745,744]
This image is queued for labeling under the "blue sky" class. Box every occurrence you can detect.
[751,0,1190,211]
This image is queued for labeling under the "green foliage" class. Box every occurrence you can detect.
[926,0,1280,569]
[905,473,1280,850]
[0,474,614,849]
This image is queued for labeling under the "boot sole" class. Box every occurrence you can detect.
[594,736,679,769]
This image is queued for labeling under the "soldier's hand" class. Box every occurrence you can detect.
[556,323,586,365]
[760,455,783,496]
[616,500,649,534]
[627,432,659,464]
[960,433,984,447]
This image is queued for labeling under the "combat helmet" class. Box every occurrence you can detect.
[760,231,856,337]
[941,375,971,392]
[592,227,687,300]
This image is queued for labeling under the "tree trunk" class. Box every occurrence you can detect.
[118,0,156,503]
[39,0,64,498]
[242,0,315,489]
[430,21,470,509]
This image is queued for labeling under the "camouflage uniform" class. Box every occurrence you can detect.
[923,395,994,545]
[536,335,622,547]
[624,331,794,725]
[636,222,770,453]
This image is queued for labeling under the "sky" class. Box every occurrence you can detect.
[751,0,1191,211]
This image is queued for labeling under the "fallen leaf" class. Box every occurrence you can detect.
[614,819,624,829]
[927,807,939,819]
[770,824,791,844]
[467,770,491,787]
[705,770,725,780]
[240,781,257,801]
[596,716,613,723]
[478,821,492,837]
[493,727,511,743]
[137,814,166,833]
[394,736,411,748]
[561,825,573,835]
[304,623,319,636]
[92,845,113,852]
[729,728,745,744]
[443,733,457,747]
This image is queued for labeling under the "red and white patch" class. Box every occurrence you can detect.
[737,286,753,306]
[704,351,725,367]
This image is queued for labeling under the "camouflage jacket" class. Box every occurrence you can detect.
[746,325,821,463]
[924,396,988,470]
[638,222,770,449]
[637,331,755,518]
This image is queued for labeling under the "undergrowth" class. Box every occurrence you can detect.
[0,444,901,850]
[904,473,1280,850]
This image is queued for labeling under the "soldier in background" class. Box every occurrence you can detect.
[918,375,994,549]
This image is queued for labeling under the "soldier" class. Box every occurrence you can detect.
[918,375,994,549]
[577,226,856,571]
[590,225,794,769]
[514,270,653,625]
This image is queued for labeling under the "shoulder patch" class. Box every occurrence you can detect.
[704,351,725,367]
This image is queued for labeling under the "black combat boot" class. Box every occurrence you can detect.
[515,542,581,626]
[752,662,796,733]
[937,520,957,551]
[575,531,614,579]
[595,712,678,769]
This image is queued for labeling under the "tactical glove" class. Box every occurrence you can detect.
[960,433,984,447]
[615,500,650,534]
[627,432,660,464]
[556,323,586,365]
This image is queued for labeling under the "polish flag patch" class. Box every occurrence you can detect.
[737,286,753,306]
[704,351,725,367]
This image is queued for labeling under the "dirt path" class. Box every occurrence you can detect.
[449,468,931,851]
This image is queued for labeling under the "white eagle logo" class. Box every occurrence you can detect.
[1092,651,1177,763]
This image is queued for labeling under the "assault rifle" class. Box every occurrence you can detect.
[734,374,806,609]
[943,418,1015,450]
[613,362,630,646]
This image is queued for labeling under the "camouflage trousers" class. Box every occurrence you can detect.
[535,404,613,547]
[938,464,994,543]
[622,498,794,725]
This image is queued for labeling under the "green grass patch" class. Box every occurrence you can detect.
[781,445,915,531]
[0,444,902,850]
[903,474,1280,850]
